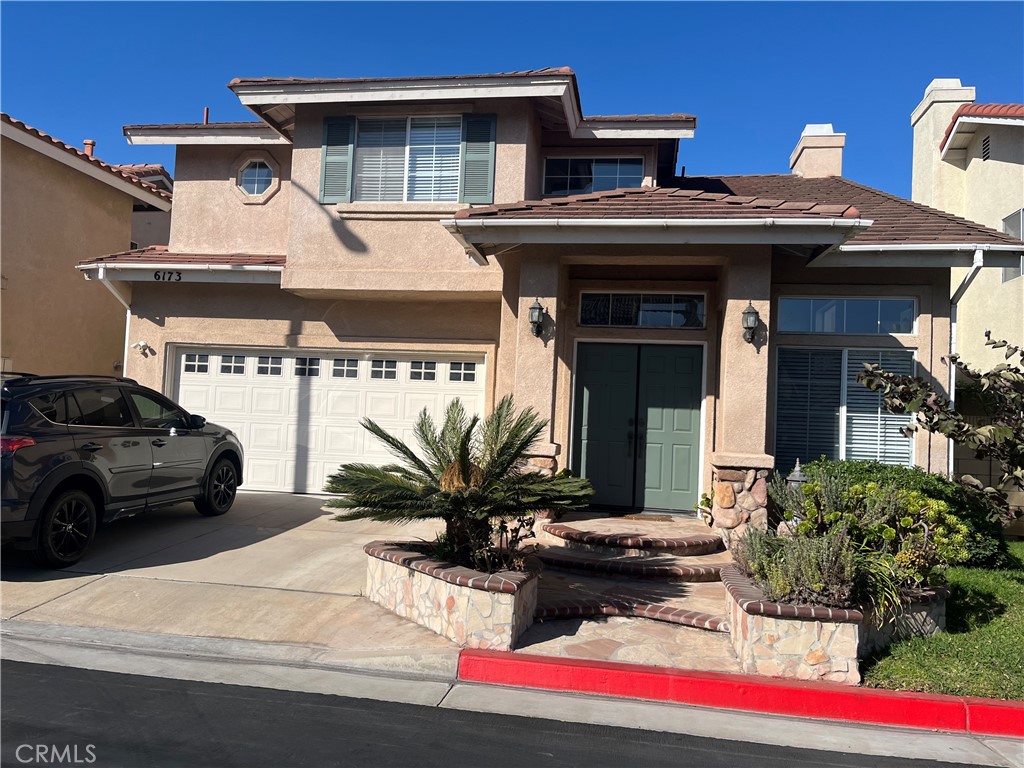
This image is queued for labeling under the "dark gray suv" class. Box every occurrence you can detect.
[1,373,244,568]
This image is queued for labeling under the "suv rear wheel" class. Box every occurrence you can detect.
[34,489,97,568]
[195,458,238,517]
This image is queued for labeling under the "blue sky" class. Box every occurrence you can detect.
[2,1,1021,198]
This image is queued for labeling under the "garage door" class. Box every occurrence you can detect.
[173,348,486,493]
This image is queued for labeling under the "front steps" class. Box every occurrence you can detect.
[532,513,733,633]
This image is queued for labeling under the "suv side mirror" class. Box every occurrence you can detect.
[189,414,207,430]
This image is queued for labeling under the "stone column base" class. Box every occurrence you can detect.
[709,453,773,549]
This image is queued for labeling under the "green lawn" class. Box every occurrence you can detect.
[862,541,1024,701]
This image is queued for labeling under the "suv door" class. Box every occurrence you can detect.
[125,388,209,502]
[67,386,152,516]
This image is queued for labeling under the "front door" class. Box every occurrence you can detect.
[572,343,702,513]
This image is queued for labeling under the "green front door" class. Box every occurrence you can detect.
[572,343,703,513]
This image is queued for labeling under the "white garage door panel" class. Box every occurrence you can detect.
[174,349,486,493]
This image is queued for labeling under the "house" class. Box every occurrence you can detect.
[82,69,1024,539]
[114,163,175,248]
[0,114,172,374]
[910,79,1024,512]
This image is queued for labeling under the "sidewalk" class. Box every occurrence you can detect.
[2,492,1021,767]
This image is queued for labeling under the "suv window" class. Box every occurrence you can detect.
[129,391,189,430]
[28,392,81,424]
[69,388,135,428]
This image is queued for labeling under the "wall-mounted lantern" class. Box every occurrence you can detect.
[529,298,545,337]
[742,301,760,343]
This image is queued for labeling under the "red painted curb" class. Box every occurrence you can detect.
[458,650,1024,737]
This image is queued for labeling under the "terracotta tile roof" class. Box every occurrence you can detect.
[584,113,696,122]
[228,68,575,88]
[940,103,1024,150]
[79,246,285,267]
[455,186,862,221]
[1,113,172,205]
[675,175,1022,247]
[114,163,173,187]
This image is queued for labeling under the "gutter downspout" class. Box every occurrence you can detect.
[947,248,984,477]
[92,266,132,375]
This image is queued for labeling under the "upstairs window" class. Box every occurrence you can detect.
[543,158,644,197]
[321,115,496,205]
[239,161,273,195]
[1002,209,1023,282]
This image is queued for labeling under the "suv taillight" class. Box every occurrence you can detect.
[1,436,36,454]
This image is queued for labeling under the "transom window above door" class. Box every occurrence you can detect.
[778,297,916,335]
[580,293,705,329]
[543,158,644,197]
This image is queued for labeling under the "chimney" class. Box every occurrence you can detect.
[203,107,210,125]
[83,139,96,157]
[789,124,845,178]
[910,78,975,207]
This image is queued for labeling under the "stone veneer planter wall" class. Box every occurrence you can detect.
[364,541,538,651]
[721,565,948,686]
[710,466,770,549]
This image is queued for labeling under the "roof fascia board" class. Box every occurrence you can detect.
[81,263,283,284]
[124,126,290,146]
[442,218,869,248]
[233,80,571,106]
[813,250,1022,269]
[2,123,172,211]
[575,126,696,139]
[840,243,1024,252]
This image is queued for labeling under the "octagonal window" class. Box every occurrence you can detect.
[239,161,273,195]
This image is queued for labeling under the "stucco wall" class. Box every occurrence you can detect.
[279,100,535,296]
[168,144,292,255]
[124,283,501,399]
[131,210,171,249]
[0,136,131,374]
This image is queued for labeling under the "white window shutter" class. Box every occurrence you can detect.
[844,350,914,465]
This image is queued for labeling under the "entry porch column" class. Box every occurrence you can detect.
[712,251,774,547]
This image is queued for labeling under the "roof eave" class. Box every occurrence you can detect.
[813,242,1024,268]
[441,217,872,264]
[123,125,291,146]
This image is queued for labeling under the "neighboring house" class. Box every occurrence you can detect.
[114,163,174,248]
[910,79,1024,510]
[82,69,1024,511]
[0,114,172,375]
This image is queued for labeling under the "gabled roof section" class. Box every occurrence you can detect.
[674,175,1022,249]
[940,103,1024,151]
[79,245,285,268]
[114,163,173,191]
[1,113,172,210]
[227,68,696,142]
[455,187,861,220]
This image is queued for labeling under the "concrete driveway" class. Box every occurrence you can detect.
[1,491,457,678]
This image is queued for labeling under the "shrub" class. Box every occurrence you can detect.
[324,396,593,572]
[801,460,1005,567]
[735,526,903,619]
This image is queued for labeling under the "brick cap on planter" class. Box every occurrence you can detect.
[364,541,536,594]
[543,523,722,552]
[721,565,951,623]
[709,451,774,470]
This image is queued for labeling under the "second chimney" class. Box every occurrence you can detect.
[789,124,845,178]
[83,139,96,157]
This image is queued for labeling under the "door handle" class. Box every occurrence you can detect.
[80,442,102,452]
[638,433,646,459]
[626,431,634,456]
[152,439,168,448]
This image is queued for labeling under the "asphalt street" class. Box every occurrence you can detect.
[0,661,980,768]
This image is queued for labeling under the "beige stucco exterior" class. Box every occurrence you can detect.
[111,78,963,506]
[911,79,1024,371]
[1,136,134,374]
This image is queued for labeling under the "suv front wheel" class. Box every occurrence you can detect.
[195,458,238,517]
[34,489,98,568]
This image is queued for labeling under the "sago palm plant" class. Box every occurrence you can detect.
[324,396,593,572]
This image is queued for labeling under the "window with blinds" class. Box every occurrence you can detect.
[774,347,914,473]
[352,117,462,203]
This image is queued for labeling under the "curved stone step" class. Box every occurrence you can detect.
[542,522,723,558]
[535,570,730,633]
[535,545,731,582]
